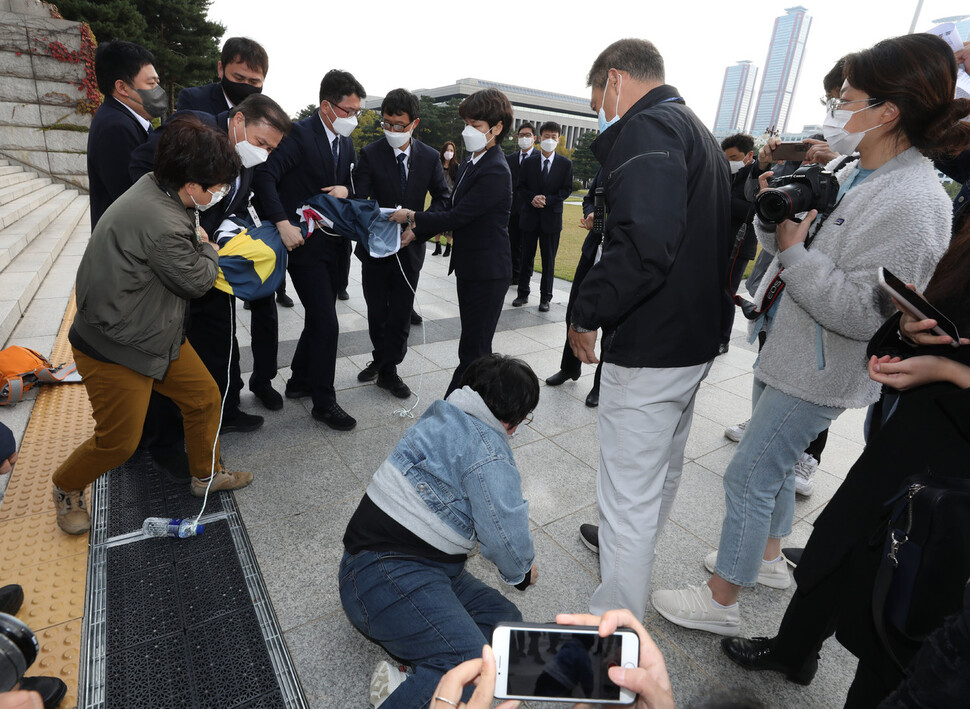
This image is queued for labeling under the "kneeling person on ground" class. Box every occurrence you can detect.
[339,354,540,708]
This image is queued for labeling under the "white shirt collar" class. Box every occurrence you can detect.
[471,149,487,165]
[519,147,534,161]
[318,111,339,146]
[394,144,411,174]
[113,96,151,133]
[540,150,555,167]
[222,88,234,110]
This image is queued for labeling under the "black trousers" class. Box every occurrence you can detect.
[287,240,341,409]
[517,229,560,301]
[508,216,523,282]
[336,239,352,293]
[448,277,508,396]
[360,252,419,373]
[247,294,278,390]
[560,235,602,388]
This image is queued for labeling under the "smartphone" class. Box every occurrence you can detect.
[592,187,606,236]
[878,267,961,347]
[492,622,639,704]
[771,142,810,162]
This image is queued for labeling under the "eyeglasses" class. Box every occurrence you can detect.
[824,97,879,118]
[329,102,362,119]
[380,119,414,133]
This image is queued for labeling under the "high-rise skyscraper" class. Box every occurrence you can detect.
[750,6,812,135]
[713,61,758,133]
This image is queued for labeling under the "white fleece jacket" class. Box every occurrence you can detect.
[752,147,951,409]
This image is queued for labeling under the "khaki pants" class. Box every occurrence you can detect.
[52,342,222,491]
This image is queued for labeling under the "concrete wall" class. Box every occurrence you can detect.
[0,6,90,191]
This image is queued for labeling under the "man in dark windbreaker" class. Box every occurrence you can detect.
[567,38,732,620]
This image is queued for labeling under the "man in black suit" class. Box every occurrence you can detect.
[87,40,165,229]
[176,37,290,410]
[512,121,574,312]
[252,70,364,431]
[353,90,450,399]
[130,95,291,434]
[506,123,537,285]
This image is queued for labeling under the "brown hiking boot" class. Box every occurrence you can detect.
[190,468,253,497]
[52,486,90,534]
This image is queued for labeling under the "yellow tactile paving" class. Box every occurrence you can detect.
[1,291,91,706]
[12,553,87,630]
[27,619,81,709]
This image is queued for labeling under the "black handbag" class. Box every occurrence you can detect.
[872,473,970,668]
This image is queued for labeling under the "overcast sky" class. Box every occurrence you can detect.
[206,0,966,135]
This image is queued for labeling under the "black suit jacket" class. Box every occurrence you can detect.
[252,113,356,265]
[128,110,253,235]
[353,137,450,271]
[87,97,152,228]
[176,82,230,114]
[506,148,536,218]
[517,152,573,233]
[415,145,512,281]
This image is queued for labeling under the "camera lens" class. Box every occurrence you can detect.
[755,190,794,224]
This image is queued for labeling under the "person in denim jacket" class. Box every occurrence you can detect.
[339,354,540,709]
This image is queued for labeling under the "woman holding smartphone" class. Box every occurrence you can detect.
[653,33,970,662]
[389,88,513,396]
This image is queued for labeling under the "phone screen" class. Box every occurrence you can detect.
[880,267,960,343]
[505,629,624,700]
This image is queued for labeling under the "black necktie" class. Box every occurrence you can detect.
[397,153,407,199]
[520,152,526,164]
[542,158,550,179]
[332,137,340,167]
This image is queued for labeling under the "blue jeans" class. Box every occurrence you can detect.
[714,378,843,587]
[339,550,522,709]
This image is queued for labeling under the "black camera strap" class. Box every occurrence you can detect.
[736,194,844,321]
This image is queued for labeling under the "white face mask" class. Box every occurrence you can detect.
[326,102,358,137]
[822,100,884,155]
[540,137,558,153]
[462,124,492,153]
[384,128,412,149]
[443,150,455,160]
[518,135,534,150]
[192,185,228,212]
[729,160,745,174]
[598,73,622,133]
[233,121,269,168]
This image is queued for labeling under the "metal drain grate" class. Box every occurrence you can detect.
[77,455,307,708]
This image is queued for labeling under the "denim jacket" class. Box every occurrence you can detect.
[366,387,535,585]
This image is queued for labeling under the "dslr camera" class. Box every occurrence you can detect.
[755,164,839,224]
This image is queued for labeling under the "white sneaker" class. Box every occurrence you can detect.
[704,550,791,590]
[794,452,817,497]
[724,419,749,442]
[651,583,740,635]
[370,660,408,708]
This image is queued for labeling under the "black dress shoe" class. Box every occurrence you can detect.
[580,523,599,553]
[585,387,599,408]
[0,584,24,615]
[276,292,295,308]
[357,361,379,382]
[285,382,312,399]
[717,342,730,355]
[251,384,283,411]
[19,676,67,709]
[721,636,818,686]
[337,290,350,301]
[377,371,411,399]
[410,309,423,325]
[243,301,251,310]
[538,300,550,312]
[221,410,264,433]
[512,295,529,307]
[312,402,357,431]
[546,370,580,386]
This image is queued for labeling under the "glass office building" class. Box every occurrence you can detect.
[713,61,758,133]
[749,6,812,136]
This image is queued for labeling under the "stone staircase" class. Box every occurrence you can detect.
[0,156,87,349]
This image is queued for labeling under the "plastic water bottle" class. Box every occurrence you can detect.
[141,517,204,538]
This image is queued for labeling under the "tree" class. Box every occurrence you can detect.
[415,96,464,155]
[54,0,148,45]
[295,103,317,121]
[571,129,599,183]
[134,0,224,109]
[350,109,384,154]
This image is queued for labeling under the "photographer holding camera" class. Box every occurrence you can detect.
[653,33,970,641]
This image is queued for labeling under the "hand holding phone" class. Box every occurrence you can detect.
[770,142,810,162]
[878,267,961,347]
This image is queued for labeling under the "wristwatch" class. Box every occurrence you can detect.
[406,210,415,229]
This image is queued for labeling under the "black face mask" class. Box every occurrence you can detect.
[221,75,262,106]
